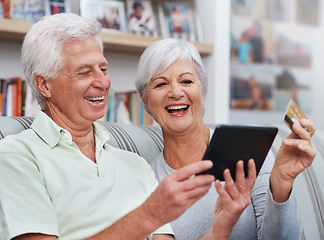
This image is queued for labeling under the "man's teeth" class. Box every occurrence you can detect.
[85,96,104,102]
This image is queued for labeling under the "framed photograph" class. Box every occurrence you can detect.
[230,63,275,111]
[80,0,127,33]
[159,1,196,41]
[296,0,320,26]
[231,0,253,16]
[274,67,312,112]
[1,0,46,21]
[125,0,158,37]
[274,24,312,69]
[45,0,71,15]
[264,0,293,22]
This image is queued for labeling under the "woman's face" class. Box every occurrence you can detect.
[143,60,205,134]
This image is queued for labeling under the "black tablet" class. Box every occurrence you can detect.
[199,124,278,181]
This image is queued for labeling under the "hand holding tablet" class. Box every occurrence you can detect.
[199,124,278,181]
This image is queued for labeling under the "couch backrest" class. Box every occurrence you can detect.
[0,116,323,239]
[0,116,164,164]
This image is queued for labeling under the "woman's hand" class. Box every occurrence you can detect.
[270,118,317,203]
[201,159,256,240]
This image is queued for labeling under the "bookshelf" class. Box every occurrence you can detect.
[0,19,213,55]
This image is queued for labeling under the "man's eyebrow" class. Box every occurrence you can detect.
[100,61,109,66]
[77,61,108,71]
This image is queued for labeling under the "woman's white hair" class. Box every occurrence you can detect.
[135,38,208,103]
[21,13,103,110]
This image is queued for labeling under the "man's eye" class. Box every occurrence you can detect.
[101,68,108,74]
[79,71,90,76]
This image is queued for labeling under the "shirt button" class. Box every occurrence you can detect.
[64,134,69,141]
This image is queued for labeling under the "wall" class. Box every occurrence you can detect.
[228,1,324,131]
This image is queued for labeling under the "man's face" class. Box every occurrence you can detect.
[44,38,111,127]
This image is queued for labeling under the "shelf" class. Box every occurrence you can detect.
[0,19,213,55]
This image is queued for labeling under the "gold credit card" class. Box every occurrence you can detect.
[284,99,308,131]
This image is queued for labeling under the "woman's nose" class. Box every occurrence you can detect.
[168,83,184,99]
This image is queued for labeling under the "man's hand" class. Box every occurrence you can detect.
[142,160,215,230]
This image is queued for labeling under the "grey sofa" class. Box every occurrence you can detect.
[0,116,323,239]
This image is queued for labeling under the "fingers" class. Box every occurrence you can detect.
[160,161,215,206]
[219,160,256,201]
[234,160,245,184]
[246,159,257,187]
[172,160,214,181]
[300,119,317,136]
[283,138,317,159]
[292,119,316,140]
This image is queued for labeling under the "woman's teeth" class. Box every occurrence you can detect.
[166,105,189,113]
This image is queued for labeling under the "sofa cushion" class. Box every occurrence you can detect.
[0,116,323,239]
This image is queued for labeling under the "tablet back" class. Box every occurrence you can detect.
[201,125,278,181]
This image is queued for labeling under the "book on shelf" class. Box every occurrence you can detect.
[0,76,40,117]
[44,0,71,15]
[105,90,156,126]
[0,78,6,116]
[0,0,46,21]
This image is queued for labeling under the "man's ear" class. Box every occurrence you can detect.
[34,74,51,98]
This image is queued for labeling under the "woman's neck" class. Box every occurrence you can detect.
[162,125,210,170]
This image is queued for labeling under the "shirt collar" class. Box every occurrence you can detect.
[31,111,110,149]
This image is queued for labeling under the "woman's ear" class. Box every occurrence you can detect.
[34,74,51,98]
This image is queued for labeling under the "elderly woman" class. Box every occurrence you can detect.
[135,38,317,240]
[0,13,243,240]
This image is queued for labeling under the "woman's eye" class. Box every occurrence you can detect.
[182,80,193,84]
[155,82,167,88]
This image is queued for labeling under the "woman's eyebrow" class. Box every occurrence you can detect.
[179,72,194,77]
[151,76,167,82]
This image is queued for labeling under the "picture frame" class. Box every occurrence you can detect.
[45,0,71,15]
[1,0,46,21]
[159,1,196,42]
[296,0,320,26]
[80,0,127,33]
[230,63,275,111]
[125,0,158,37]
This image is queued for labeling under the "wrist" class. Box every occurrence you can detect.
[139,198,164,234]
[269,171,294,203]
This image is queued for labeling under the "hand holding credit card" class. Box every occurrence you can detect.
[284,99,308,136]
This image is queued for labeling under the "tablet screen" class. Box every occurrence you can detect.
[200,124,278,181]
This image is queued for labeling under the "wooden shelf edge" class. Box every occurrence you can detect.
[0,19,213,55]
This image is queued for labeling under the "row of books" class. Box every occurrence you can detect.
[104,90,156,125]
[0,0,203,43]
[0,77,27,117]
[0,77,155,125]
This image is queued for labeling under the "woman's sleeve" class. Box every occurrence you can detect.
[251,151,302,240]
